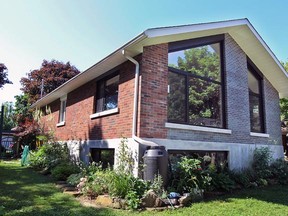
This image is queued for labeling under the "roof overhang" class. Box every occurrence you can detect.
[31,18,288,108]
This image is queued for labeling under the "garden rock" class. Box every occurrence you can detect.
[95,195,113,207]
[94,195,126,209]
[112,198,126,209]
[179,194,192,206]
[141,190,164,208]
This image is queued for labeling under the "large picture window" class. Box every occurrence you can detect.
[96,74,119,113]
[168,41,224,128]
[248,65,264,133]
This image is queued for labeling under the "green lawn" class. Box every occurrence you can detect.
[1,160,288,216]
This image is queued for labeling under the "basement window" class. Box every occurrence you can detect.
[90,148,115,169]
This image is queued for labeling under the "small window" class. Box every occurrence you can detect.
[90,148,115,169]
[96,74,119,113]
[59,96,67,123]
[248,65,264,133]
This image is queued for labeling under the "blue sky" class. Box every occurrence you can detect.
[0,0,287,103]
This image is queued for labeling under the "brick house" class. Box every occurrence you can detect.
[32,19,288,175]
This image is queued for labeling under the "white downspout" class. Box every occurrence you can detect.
[122,50,158,146]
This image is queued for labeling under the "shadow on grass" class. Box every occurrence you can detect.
[0,160,122,216]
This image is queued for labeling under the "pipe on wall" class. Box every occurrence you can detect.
[122,50,158,147]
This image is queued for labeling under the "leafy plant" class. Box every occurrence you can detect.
[229,169,254,188]
[29,142,70,171]
[116,137,135,175]
[126,190,141,210]
[208,172,235,192]
[108,172,131,198]
[252,147,272,179]
[67,173,83,186]
[51,162,80,181]
[150,174,164,196]
[171,156,212,193]
[270,159,288,185]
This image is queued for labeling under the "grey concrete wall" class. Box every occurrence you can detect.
[263,78,281,144]
[148,138,284,170]
[167,33,281,146]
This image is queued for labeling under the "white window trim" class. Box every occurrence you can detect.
[56,121,65,127]
[90,107,119,119]
[250,132,270,138]
[57,95,67,127]
[165,122,232,134]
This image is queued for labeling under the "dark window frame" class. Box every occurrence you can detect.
[247,59,265,133]
[90,148,115,169]
[168,35,226,129]
[95,71,120,113]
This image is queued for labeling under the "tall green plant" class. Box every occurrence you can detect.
[116,137,135,175]
[172,156,211,193]
[252,147,272,179]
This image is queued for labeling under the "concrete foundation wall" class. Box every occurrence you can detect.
[147,138,283,170]
[66,138,141,177]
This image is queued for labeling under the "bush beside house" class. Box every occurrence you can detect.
[27,138,288,210]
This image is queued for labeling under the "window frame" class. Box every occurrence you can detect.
[247,59,265,133]
[167,35,226,129]
[57,95,67,127]
[91,72,120,119]
[90,148,115,169]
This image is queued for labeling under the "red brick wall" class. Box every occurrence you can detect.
[41,44,169,141]
[41,60,137,141]
[139,43,168,138]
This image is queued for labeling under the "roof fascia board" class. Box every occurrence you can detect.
[144,19,248,38]
[244,20,288,78]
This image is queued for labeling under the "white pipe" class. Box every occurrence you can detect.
[122,50,158,147]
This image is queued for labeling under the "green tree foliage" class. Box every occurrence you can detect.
[13,94,38,150]
[2,101,16,130]
[168,45,221,126]
[14,94,32,124]
[0,63,12,88]
[20,59,80,104]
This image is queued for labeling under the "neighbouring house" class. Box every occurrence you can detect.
[32,19,288,176]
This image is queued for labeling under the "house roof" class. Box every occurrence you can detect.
[31,18,288,108]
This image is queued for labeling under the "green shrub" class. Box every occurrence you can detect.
[171,156,212,193]
[252,147,272,180]
[208,172,235,192]
[150,174,164,196]
[67,173,83,186]
[126,190,141,210]
[108,172,131,198]
[51,163,80,181]
[82,167,113,198]
[29,142,70,170]
[229,169,254,188]
[270,159,288,185]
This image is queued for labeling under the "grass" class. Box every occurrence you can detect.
[0,160,288,216]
